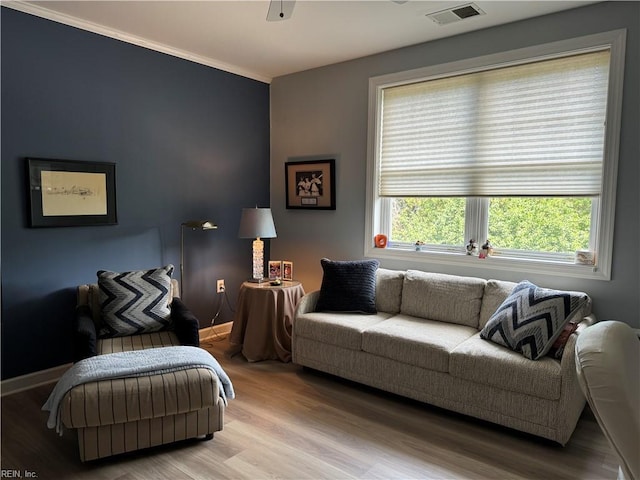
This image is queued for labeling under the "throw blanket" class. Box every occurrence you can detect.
[42,346,235,435]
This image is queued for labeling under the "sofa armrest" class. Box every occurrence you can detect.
[294,291,320,316]
[74,305,97,362]
[170,297,200,347]
[554,313,597,444]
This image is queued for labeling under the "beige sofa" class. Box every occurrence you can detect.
[293,268,595,445]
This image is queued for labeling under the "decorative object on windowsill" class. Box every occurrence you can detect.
[282,260,293,281]
[238,207,277,282]
[180,220,218,301]
[466,239,478,256]
[415,241,425,251]
[575,250,595,265]
[479,239,494,259]
[374,234,388,248]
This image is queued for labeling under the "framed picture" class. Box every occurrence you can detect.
[27,158,117,228]
[285,158,336,210]
[282,261,293,281]
[268,260,282,280]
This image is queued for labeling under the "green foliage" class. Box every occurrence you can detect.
[391,197,592,254]
[391,198,465,245]
[488,198,591,253]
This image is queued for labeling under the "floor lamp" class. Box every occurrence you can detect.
[238,207,276,282]
[180,220,217,300]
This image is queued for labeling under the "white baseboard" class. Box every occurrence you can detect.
[1,363,72,397]
[1,323,233,397]
[200,322,232,342]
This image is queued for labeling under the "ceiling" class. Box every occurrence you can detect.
[6,0,598,83]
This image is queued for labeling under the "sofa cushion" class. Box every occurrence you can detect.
[362,314,477,372]
[98,265,174,337]
[375,268,405,314]
[450,333,562,400]
[295,311,391,350]
[400,270,486,328]
[478,279,518,330]
[315,258,379,314]
[480,280,590,360]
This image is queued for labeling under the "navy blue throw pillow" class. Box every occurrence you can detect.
[315,258,380,314]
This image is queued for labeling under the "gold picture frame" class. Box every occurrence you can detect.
[268,260,282,280]
[282,261,293,281]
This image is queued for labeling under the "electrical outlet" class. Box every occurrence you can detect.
[216,279,225,293]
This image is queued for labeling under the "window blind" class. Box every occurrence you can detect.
[378,50,611,197]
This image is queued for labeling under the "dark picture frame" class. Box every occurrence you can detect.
[285,158,336,210]
[27,158,117,228]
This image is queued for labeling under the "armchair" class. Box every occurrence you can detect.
[74,278,199,361]
[576,321,639,480]
[52,266,227,461]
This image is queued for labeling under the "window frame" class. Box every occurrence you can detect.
[365,30,626,281]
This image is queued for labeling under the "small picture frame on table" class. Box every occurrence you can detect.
[282,261,293,281]
[268,260,282,280]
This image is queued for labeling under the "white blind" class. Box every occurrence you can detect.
[379,50,611,197]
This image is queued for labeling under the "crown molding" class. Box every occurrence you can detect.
[2,0,272,84]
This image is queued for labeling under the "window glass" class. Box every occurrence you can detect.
[487,198,592,254]
[390,198,465,246]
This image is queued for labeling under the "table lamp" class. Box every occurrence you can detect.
[180,220,217,299]
[238,207,277,282]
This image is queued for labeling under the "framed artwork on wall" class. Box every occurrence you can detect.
[27,158,117,228]
[285,158,336,210]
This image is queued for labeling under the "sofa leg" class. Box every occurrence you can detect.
[204,433,214,441]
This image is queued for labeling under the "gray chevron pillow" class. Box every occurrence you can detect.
[98,265,174,337]
[480,281,589,360]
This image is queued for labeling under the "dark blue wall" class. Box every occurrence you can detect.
[1,8,271,380]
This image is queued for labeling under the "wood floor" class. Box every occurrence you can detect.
[1,335,619,480]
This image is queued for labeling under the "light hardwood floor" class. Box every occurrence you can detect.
[1,335,618,480]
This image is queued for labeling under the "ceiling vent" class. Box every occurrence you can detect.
[426,3,485,25]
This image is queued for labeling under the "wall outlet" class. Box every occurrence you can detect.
[216,279,225,293]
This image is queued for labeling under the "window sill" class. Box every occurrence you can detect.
[364,245,608,281]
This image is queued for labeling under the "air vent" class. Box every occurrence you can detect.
[426,3,485,25]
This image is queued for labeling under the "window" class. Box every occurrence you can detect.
[366,30,626,280]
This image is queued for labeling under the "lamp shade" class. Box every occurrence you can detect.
[238,208,276,239]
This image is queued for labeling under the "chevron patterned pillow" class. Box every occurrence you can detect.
[98,265,174,337]
[480,281,589,360]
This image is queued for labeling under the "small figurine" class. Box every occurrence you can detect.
[466,239,477,256]
[481,239,494,258]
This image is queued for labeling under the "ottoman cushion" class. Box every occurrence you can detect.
[61,367,219,428]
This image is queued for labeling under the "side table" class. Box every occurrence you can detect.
[228,280,305,362]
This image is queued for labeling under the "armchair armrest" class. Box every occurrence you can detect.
[171,297,200,347]
[74,305,97,362]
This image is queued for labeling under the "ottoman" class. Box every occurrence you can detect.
[59,366,224,461]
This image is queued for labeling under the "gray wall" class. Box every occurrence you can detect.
[270,2,640,327]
